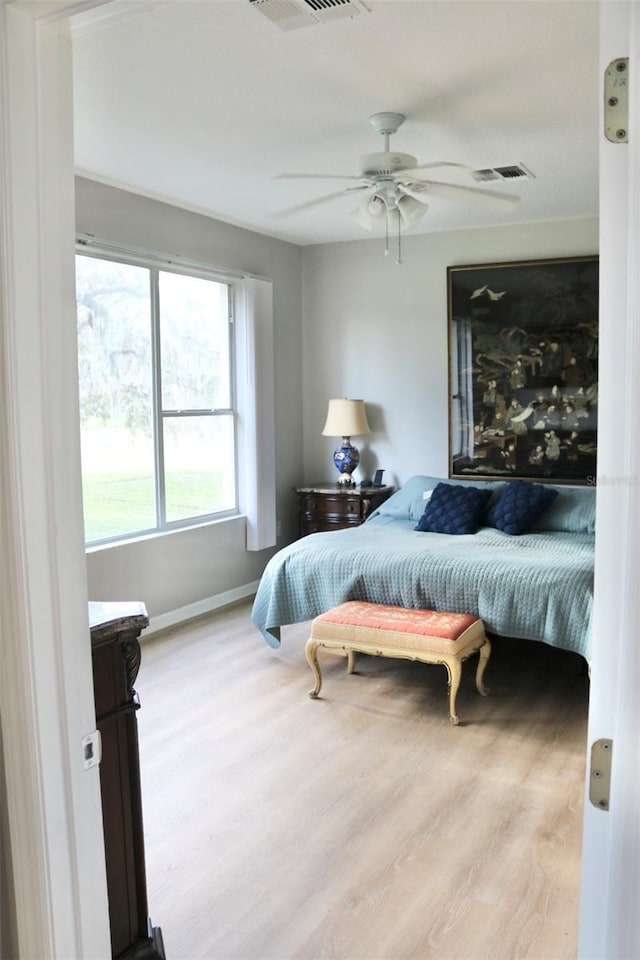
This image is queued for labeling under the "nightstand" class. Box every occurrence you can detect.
[295,483,395,536]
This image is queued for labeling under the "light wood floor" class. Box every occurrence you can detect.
[136,601,588,960]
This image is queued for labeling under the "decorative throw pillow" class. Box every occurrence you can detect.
[485,479,559,535]
[414,482,493,535]
[530,485,596,533]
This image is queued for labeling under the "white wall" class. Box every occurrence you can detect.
[76,178,302,624]
[301,218,599,489]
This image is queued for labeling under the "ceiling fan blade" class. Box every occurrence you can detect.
[425,180,519,211]
[400,162,473,178]
[273,186,367,218]
[273,172,363,181]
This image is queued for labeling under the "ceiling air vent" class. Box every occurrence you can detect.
[249,0,369,31]
[472,163,534,182]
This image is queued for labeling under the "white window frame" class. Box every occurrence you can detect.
[76,241,241,545]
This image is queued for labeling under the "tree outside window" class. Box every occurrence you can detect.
[76,252,236,544]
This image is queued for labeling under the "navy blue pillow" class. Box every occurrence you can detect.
[414,482,493,535]
[485,479,559,535]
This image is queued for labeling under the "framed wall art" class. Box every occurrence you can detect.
[448,255,599,484]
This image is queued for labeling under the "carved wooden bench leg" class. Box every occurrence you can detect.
[346,649,356,674]
[476,639,491,696]
[444,656,463,726]
[305,640,323,699]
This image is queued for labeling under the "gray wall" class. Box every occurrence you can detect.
[76,177,598,625]
[76,178,303,624]
[302,218,599,490]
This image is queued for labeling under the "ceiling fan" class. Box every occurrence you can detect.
[274,112,520,261]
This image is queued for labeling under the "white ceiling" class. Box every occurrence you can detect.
[71,0,600,246]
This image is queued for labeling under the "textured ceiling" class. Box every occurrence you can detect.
[72,0,599,245]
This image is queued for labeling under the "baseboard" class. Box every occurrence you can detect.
[144,581,260,638]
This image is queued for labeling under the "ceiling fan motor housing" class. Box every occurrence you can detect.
[358,151,418,177]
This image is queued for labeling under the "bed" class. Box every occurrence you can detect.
[251,476,595,662]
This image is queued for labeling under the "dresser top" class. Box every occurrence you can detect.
[295,483,395,496]
[88,600,149,632]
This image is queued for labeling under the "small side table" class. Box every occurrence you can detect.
[295,483,395,536]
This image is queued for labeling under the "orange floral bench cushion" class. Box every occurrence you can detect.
[311,602,485,655]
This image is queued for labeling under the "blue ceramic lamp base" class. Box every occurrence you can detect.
[333,438,360,486]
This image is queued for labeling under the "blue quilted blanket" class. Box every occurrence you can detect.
[251,515,594,660]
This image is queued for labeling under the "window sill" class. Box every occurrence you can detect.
[85,512,243,554]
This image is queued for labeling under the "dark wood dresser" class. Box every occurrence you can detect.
[89,601,165,960]
[295,483,395,536]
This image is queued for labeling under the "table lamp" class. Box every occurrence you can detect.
[322,398,371,486]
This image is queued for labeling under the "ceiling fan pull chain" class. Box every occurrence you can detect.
[396,214,403,265]
[384,208,390,256]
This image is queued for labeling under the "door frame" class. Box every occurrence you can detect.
[578,3,640,957]
[1,1,638,957]
[0,2,112,957]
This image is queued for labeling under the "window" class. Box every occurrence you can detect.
[76,250,237,545]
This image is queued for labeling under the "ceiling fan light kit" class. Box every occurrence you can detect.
[275,110,521,264]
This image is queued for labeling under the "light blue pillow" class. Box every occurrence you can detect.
[530,485,596,533]
[368,475,506,523]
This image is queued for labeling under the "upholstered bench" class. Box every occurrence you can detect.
[305,601,491,725]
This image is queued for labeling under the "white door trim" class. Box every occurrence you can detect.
[579,3,640,958]
[0,2,112,957]
[1,0,636,957]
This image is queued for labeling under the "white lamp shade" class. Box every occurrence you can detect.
[351,192,386,231]
[397,194,428,225]
[322,398,371,438]
[351,191,427,232]
[351,204,375,231]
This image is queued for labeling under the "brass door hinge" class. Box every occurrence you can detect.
[589,738,613,811]
[605,59,629,142]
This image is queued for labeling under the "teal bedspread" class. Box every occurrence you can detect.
[251,516,594,661]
